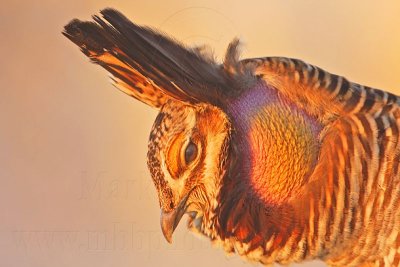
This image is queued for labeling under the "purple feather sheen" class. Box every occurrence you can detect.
[227,82,321,134]
[225,81,322,204]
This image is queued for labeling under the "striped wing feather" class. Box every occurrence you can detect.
[241,57,400,120]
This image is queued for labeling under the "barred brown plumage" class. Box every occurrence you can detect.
[229,57,400,266]
[63,8,400,266]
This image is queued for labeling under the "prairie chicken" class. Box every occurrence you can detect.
[63,9,400,266]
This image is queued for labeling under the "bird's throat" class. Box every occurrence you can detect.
[249,104,320,203]
[229,83,321,204]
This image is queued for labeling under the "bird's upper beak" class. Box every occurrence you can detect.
[160,193,190,243]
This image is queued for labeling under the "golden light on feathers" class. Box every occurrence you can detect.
[64,8,400,266]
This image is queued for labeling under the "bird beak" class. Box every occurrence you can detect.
[160,194,190,243]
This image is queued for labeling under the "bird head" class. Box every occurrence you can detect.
[147,100,231,242]
[63,8,239,243]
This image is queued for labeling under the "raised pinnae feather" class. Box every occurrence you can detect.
[223,38,241,74]
[63,18,172,108]
[222,39,256,91]
[63,8,239,108]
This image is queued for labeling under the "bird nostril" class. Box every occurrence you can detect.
[169,201,174,210]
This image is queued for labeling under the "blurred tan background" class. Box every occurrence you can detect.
[1,1,399,266]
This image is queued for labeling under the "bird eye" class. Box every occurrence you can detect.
[184,141,198,165]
